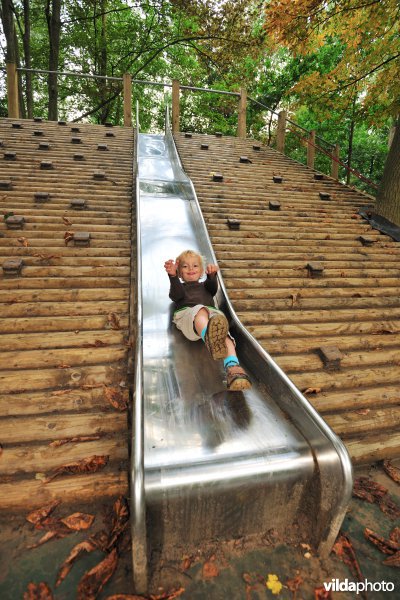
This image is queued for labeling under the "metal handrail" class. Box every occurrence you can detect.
[130,100,148,594]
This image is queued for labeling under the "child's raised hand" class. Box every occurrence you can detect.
[164,259,178,276]
[205,263,219,276]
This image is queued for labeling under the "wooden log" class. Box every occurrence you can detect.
[0,329,125,352]
[346,434,400,464]
[0,314,128,333]
[0,363,125,393]
[308,385,400,414]
[0,411,127,444]
[325,407,400,437]
[0,277,129,290]
[0,300,128,318]
[0,345,127,370]
[0,386,128,417]
[248,319,400,339]
[0,472,128,510]
[258,333,400,357]
[0,288,129,302]
[0,437,128,475]
[237,307,400,325]
[290,364,400,392]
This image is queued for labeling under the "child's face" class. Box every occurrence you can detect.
[179,254,203,282]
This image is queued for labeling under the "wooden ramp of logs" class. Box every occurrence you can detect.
[0,118,133,510]
[174,132,400,465]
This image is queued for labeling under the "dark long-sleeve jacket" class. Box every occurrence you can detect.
[168,274,218,310]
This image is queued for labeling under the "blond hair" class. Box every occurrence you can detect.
[176,249,205,277]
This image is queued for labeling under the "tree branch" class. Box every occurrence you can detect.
[318,53,400,97]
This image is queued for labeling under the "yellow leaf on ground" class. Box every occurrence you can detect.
[266,573,282,595]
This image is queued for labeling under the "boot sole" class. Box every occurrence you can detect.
[227,377,252,391]
[205,314,228,360]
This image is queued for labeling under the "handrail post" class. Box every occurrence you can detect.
[172,79,180,133]
[237,87,247,138]
[123,73,132,127]
[331,143,340,180]
[307,129,316,169]
[276,110,287,153]
[6,62,19,118]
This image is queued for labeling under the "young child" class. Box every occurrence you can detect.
[164,249,251,391]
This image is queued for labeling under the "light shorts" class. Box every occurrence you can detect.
[173,304,226,342]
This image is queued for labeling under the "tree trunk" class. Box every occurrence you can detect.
[23,0,33,118]
[45,0,61,121]
[376,123,400,226]
[1,0,16,62]
[98,0,109,124]
[346,119,354,186]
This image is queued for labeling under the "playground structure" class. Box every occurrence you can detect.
[1,69,399,594]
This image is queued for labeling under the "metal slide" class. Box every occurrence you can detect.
[131,115,353,592]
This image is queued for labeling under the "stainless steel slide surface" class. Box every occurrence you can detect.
[132,123,353,591]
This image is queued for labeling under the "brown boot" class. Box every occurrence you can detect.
[204,313,229,360]
[226,365,252,391]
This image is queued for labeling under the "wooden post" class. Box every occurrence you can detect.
[307,129,316,169]
[237,87,247,139]
[123,73,132,127]
[172,79,180,133]
[276,110,287,153]
[331,143,340,180]
[6,62,19,118]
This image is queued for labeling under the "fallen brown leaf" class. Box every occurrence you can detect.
[302,387,322,395]
[106,496,130,551]
[149,589,185,600]
[77,547,118,600]
[353,476,387,503]
[27,530,68,549]
[383,459,400,484]
[383,550,400,567]
[364,528,399,555]
[23,581,54,600]
[286,574,303,599]
[56,539,98,587]
[181,556,192,571]
[355,409,370,415]
[49,435,101,447]
[202,560,219,579]
[61,512,95,531]
[62,216,72,226]
[290,292,300,308]
[17,236,29,247]
[81,383,104,389]
[332,533,363,582]
[353,477,400,518]
[82,339,109,348]
[104,386,128,411]
[105,596,150,600]
[314,587,332,599]
[64,231,74,245]
[389,527,400,544]
[44,455,109,483]
[32,253,60,261]
[107,312,121,330]
[57,363,71,369]
[26,500,62,526]
[379,495,400,519]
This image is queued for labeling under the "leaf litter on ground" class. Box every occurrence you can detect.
[353,476,400,519]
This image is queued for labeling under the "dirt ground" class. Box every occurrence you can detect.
[0,461,399,599]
